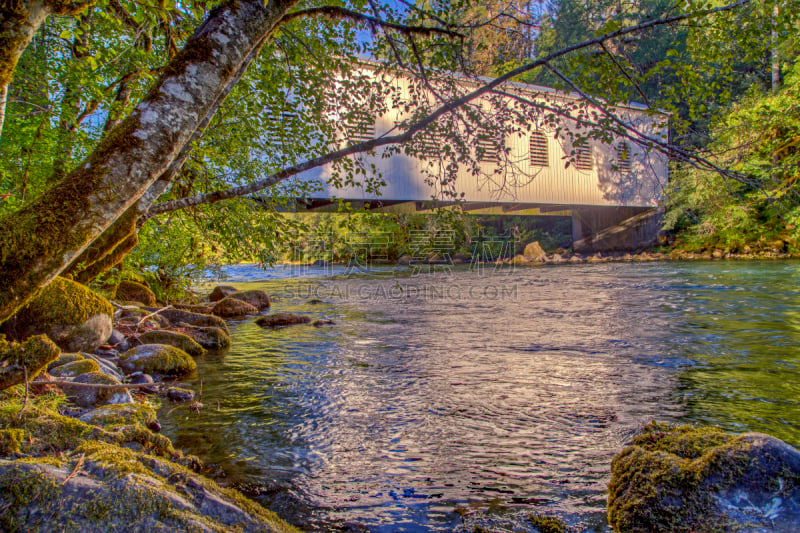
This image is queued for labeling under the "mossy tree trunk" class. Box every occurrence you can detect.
[0,0,298,324]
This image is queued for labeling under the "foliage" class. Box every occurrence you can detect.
[663,61,800,251]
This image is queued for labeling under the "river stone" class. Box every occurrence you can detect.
[128,373,156,394]
[49,359,100,378]
[63,371,133,408]
[608,422,800,533]
[167,387,195,402]
[119,344,196,377]
[137,330,206,357]
[212,297,258,319]
[47,353,85,371]
[208,285,238,302]
[107,329,129,352]
[183,326,231,349]
[256,313,311,329]
[149,308,229,333]
[1,277,112,352]
[228,290,270,311]
[115,280,156,306]
[172,302,214,314]
[523,241,547,261]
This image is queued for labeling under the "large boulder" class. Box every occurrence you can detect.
[228,290,270,311]
[119,344,196,377]
[1,277,112,352]
[212,297,258,319]
[137,330,206,357]
[523,241,547,261]
[608,422,800,532]
[63,371,133,408]
[115,280,156,306]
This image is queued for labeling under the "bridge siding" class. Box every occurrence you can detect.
[293,73,668,208]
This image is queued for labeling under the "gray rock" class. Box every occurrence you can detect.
[183,326,231,349]
[128,373,156,394]
[148,308,229,333]
[108,329,129,352]
[63,371,133,408]
[49,359,100,378]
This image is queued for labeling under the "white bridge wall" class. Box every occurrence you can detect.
[291,75,668,208]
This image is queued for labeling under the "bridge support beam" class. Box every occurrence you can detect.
[572,206,663,253]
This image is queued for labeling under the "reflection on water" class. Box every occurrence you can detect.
[158,261,800,531]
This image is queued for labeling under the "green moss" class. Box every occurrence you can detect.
[49,358,100,378]
[11,277,113,328]
[115,280,156,306]
[76,440,160,479]
[16,456,63,468]
[607,422,759,533]
[120,344,197,376]
[529,513,567,533]
[80,403,158,429]
[0,429,24,455]
[0,462,64,532]
[47,353,85,371]
[137,330,206,357]
[0,335,61,390]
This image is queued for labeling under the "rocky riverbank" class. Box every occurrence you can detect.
[3,276,800,532]
[0,277,316,532]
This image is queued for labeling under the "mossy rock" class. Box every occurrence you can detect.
[119,344,196,377]
[529,513,567,533]
[78,403,159,430]
[0,335,61,391]
[47,352,85,371]
[0,451,299,532]
[208,285,238,302]
[171,302,213,314]
[152,308,229,333]
[255,313,311,329]
[136,330,205,357]
[228,290,270,311]
[1,277,113,352]
[115,280,156,306]
[608,422,800,532]
[49,359,100,378]
[63,371,133,408]
[212,297,258,319]
[183,326,231,349]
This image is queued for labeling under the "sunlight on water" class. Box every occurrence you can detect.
[158,261,800,531]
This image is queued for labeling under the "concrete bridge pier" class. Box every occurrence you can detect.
[571,206,663,253]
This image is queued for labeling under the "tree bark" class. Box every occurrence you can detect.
[0,0,297,324]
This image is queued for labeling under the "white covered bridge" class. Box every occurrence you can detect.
[289,72,669,252]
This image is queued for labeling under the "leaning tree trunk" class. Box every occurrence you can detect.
[63,27,273,284]
[0,0,298,324]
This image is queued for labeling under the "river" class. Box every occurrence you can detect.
[157,260,800,532]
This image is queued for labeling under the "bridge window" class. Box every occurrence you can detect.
[529,131,548,167]
[475,136,500,164]
[265,110,297,144]
[616,142,633,173]
[574,143,593,171]
[343,111,375,143]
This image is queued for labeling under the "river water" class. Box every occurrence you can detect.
[157,261,800,532]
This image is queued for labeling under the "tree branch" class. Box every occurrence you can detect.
[280,5,463,38]
[145,0,752,219]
